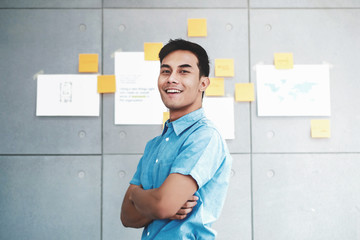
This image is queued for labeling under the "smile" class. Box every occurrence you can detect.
[166,89,182,93]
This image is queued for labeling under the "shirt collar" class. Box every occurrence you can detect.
[163,108,205,136]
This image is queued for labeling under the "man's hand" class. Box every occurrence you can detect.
[169,195,199,220]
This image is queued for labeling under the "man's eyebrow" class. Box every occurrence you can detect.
[160,64,171,68]
[178,64,193,68]
[160,64,193,68]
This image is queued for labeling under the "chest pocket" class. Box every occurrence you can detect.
[153,156,175,188]
[152,132,186,188]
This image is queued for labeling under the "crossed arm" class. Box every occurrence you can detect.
[120,173,198,228]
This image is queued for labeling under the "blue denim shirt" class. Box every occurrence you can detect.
[130,108,232,239]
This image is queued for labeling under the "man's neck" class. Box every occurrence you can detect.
[169,106,202,122]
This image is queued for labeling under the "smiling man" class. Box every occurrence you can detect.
[121,39,232,239]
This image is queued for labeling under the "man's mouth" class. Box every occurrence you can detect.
[165,89,182,93]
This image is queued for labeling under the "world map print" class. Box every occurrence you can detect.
[256,65,331,116]
[264,81,317,102]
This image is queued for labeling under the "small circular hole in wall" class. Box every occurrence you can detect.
[265,24,272,31]
[79,24,87,32]
[226,23,233,31]
[119,24,126,32]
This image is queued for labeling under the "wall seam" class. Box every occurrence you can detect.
[100,1,105,239]
[247,1,255,240]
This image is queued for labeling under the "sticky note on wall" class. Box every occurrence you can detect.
[188,18,207,37]
[97,75,116,93]
[274,53,293,69]
[215,59,234,77]
[79,54,98,73]
[235,83,254,102]
[144,42,163,61]
[206,78,225,96]
[311,119,331,138]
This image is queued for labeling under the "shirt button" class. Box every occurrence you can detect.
[155,159,158,163]
[147,232,150,236]
[165,137,169,141]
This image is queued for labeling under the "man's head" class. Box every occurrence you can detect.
[157,39,210,121]
[159,39,210,78]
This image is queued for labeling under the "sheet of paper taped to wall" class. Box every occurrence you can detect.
[36,74,99,116]
[114,52,166,125]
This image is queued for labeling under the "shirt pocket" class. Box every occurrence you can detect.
[155,159,174,188]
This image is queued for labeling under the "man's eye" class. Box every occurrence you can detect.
[180,70,189,74]
[161,70,170,74]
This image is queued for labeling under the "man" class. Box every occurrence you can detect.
[121,39,232,239]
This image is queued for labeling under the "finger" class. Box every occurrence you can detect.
[188,195,199,201]
[169,207,193,220]
[177,208,192,215]
[182,201,197,208]
[169,214,187,220]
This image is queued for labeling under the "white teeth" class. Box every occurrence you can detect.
[166,89,181,93]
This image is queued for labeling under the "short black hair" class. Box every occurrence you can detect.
[159,39,210,77]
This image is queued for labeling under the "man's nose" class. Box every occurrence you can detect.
[168,73,179,83]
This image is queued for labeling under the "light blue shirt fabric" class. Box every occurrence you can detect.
[130,108,232,240]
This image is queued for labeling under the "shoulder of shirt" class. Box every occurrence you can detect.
[190,116,223,139]
[189,117,230,156]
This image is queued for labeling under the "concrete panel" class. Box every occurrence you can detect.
[250,10,360,153]
[0,0,101,8]
[253,154,360,240]
[0,9,102,154]
[102,155,144,240]
[250,0,360,8]
[104,0,247,8]
[0,156,101,240]
[103,9,250,154]
[213,154,252,240]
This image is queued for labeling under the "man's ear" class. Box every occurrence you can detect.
[199,76,210,92]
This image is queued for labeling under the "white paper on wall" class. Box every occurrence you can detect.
[36,74,99,116]
[114,52,166,125]
[256,65,331,116]
[203,97,235,139]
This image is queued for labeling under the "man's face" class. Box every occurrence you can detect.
[158,50,209,120]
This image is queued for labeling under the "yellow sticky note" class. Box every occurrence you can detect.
[163,112,170,129]
[274,52,293,69]
[311,119,331,138]
[97,75,116,93]
[206,78,225,96]
[235,83,255,102]
[188,18,207,37]
[215,59,234,77]
[79,54,98,73]
[144,42,163,61]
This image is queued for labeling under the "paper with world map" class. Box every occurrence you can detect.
[256,65,331,116]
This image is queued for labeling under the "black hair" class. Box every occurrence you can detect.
[159,39,210,78]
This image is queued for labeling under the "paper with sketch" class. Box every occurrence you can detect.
[114,52,166,125]
[36,74,99,116]
[203,97,235,139]
[256,65,331,116]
